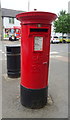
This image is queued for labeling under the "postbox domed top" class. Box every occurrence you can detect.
[16,11,57,24]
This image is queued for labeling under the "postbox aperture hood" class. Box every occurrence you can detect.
[16,11,57,24]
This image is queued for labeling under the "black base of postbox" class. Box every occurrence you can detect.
[20,85,48,109]
[7,71,20,78]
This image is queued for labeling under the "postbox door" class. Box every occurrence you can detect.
[31,34,50,89]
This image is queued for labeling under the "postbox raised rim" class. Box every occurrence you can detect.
[16,11,57,24]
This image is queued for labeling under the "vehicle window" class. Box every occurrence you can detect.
[54,36,58,38]
[59,36,62,39]
[63,37,66,38]
[16,29,19,32]
[11,29,14,33]
[59,36,62,38]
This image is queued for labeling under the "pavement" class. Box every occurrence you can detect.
[0,40,69,118]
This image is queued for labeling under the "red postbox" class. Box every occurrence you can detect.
[16,11,57,108]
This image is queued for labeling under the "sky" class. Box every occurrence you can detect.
[1,0,70,15]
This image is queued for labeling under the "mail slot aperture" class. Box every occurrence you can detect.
[30,28,48,32]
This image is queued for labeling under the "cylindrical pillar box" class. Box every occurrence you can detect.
[6,45,20,78]
[16,11,57,108]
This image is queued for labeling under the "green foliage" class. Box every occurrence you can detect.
[54,10,70,34]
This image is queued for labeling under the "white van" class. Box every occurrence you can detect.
[51,36,60,44]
